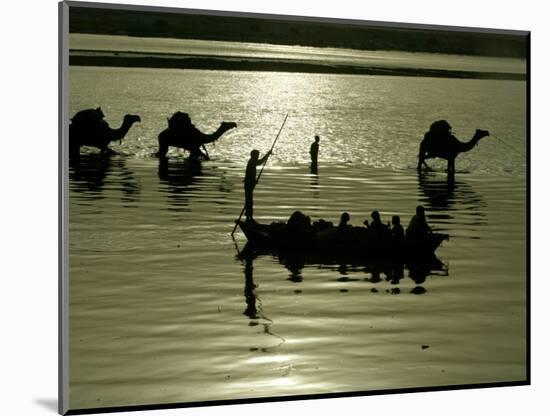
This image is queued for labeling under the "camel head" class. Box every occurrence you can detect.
[474,129,490,141]
[221,121,237,131]
[124,114,141,125]
[213,122,237,140]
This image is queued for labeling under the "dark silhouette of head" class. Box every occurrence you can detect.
[340,212,350,225]
[392,215,400,225]
[416,205,426,217]
[250,149,260,160]
[314,135,320,143]
[371,211,381,223]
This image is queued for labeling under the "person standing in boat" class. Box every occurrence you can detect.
[244,149,272,222]
[310,135,320,168]
[406,205,433,241]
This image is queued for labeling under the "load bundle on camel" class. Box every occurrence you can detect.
[417,120,490,174]
[69,107,141,158]
[156,111,237,160]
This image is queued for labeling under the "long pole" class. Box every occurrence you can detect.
[231,114,289,236]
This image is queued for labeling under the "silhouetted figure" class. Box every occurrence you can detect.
[244,149,272,222]
[417,120,490,175]
[156,111,237,159]
[310,163,319,175]
[287,211,312,233]
[310,135,320,169]
[312,218,333,233]
[365,211,389,240]
[406,205,433,242]
[69,107,141,158]
[391,215,405,243]
[337,212,351,232]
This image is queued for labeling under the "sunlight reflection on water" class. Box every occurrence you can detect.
[68,65,526,409]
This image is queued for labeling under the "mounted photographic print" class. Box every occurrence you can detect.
[59,1,529,414]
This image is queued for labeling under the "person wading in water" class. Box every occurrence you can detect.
[244,149,272,223]
[310,135,320,170]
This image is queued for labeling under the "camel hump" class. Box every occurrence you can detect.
[429,120,451,136]
[71,107,105,126]
[168,111,191,130]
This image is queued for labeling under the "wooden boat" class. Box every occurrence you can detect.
[235,219,448,260]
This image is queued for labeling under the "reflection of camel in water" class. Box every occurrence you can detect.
[417,120,490,175]
[417,171,487,228]
[69,153,140,202]
[156,112,237,159]
[69,108,141,158]
[157,157,203,210]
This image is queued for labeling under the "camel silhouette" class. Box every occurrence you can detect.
[156,111,237,160]
[417,120,490,174]
[69,107,141,158]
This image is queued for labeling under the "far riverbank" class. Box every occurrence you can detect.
[69,50,526,81]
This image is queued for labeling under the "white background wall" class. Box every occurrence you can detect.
[2,0,546,415]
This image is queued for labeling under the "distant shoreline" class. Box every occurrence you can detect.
[69,51,526,81]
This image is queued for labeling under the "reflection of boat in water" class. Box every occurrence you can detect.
[236,242,447,291]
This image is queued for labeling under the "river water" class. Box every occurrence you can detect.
[67,39,527,411]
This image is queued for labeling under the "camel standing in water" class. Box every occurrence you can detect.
[69,108,141,158]
[417,120,490,174]
[156,112,237,160]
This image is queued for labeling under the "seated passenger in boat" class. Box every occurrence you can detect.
[312,218,333,233]
[406,205,432,241]
[391,215,405,243]
[337,212,351,233]
[365,211,390,240]
[287,210,312,233]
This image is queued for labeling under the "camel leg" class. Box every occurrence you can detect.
[156,142,169,158]
[69,142,80,160]
[201,145,210,160]
[189,147,209,160]
[417,157,424,171]
[417,157,432,171]
[447,158,455,175]
[189,149,204,160]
